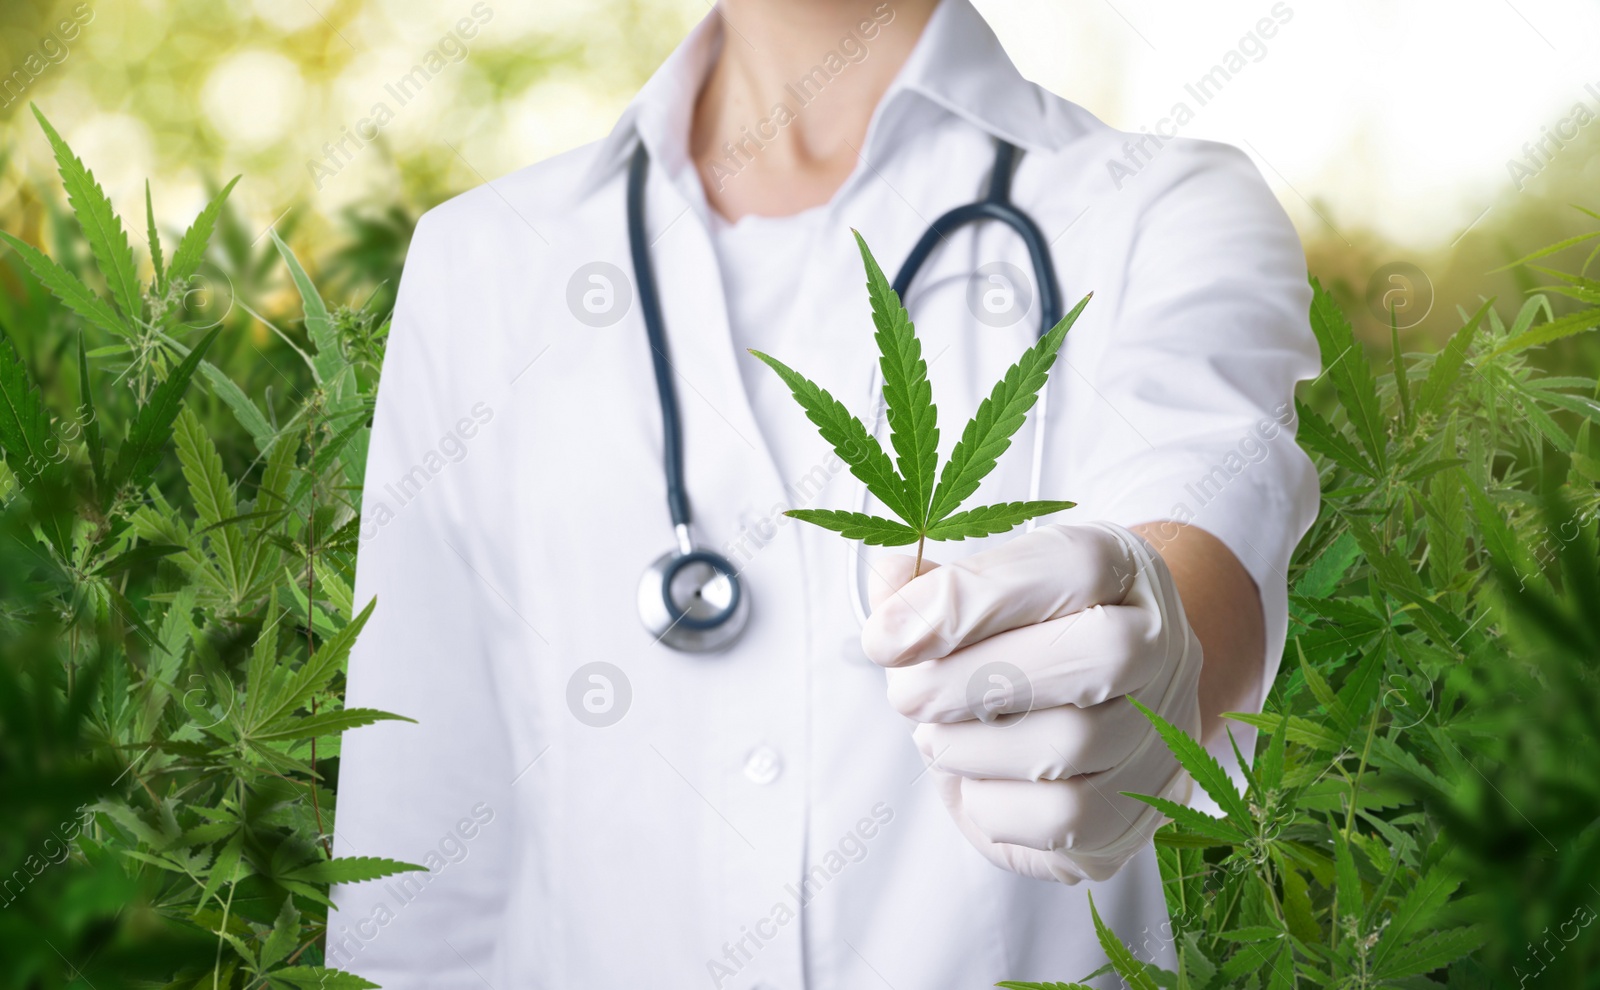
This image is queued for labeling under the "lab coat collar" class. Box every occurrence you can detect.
[574,0,1082,200]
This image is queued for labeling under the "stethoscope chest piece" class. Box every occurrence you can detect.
[638,541,748,653]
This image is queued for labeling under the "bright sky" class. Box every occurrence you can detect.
[979,0,1600,250]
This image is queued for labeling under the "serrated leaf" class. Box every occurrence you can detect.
[1489,304,1600,356]
[174,406,235,529]
[251,706,414,743]
[0,323,57,489]
[1374,926,1488,980]
[749,349,912,521]
[269,966,380,990]
[110,324,222,496]
[271,230,349,388]
[249,597,375,730]
[1124,792,1248,845]
[927,293,1090,524]
[1294,399,1377,479]
[258,896,301,971]
[854,230,935,524]
[77,334,105,498]
[93,543,183,576]
[282,856,425,885]
[1332,829,1363,926]
[1226,711,1346,753]
[145,180,165,293]
[31,105,144,323]
[167,176,239,292]
[1088,892,1161,990]
[783,508,918,546]
[198,832,245,911]
[1309,279,1387,473]
[924,500,1076,541]
[1129,697,1251,825]
[0,230,130,337]
[1418,300,1490,416]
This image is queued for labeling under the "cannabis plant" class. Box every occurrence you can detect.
[751,231,1089,573]
[1005,226,1600,989]
[0,106,416,989]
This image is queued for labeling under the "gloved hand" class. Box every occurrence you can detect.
[862,521,1203,884]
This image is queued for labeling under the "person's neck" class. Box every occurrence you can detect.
[690,0,939,223]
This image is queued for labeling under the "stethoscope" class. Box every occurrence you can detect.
[629,137,1062,653]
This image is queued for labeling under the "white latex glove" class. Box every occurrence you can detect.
[862,521,1203,884]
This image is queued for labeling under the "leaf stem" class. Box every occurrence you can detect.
[913,534,925,578]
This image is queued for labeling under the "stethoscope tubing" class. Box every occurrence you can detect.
[626,136,1064,645]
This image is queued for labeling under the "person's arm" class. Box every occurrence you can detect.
[1132,522,1265,746]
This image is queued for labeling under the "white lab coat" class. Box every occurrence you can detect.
[328,1,1320,987]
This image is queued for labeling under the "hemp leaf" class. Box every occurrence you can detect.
[749,230,1090,573]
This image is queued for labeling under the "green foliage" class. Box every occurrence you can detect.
[0,108,408,988]
[1039,240,1600,988]
[751,230,1086,569]
[4,100,1600,990]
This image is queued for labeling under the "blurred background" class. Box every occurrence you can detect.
[3,3,1600,987]
[3,0,1600,347]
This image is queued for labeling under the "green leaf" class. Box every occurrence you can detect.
[77,335,105,497]
[1087,892,1161,990]
[174,406,235,529]
[1226,711,1345,753]
[271,229,349,388]
[0,230,130,337]
[250,597,376,730]
[92,543,183,577]
[250,707,414,743]
[1294,399,1377,479]
[927,293,1091,524]
[1374,927,1488,980]
[167,176,240,291]
[0,323,57,491]
[1390,318,1412,433]
[1332,829,1363,927]
[198,832,245,911]
[258,896,301,971]
[783,508,919,546]
[269,966,380,990]
[162,329,275,452]
[1308,279,1387,473]
[1489,305,1600,356]
[145,180,165,293]
[110,324,223,496]
[924,500,1076,541]
[1417,300,1490,416]
[31,105,144,324]
[855,230,935,524]
[749,349,912,521]
[1129,697,1251,825]
[281,856,425,885]
[1124,792,1249,845]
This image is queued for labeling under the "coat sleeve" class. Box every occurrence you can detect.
[1064,139,1322,801]
[327,210,518,987]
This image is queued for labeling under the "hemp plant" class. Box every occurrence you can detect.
[750,231,1091,574]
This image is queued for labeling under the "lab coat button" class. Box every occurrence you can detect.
[743,745,782,785]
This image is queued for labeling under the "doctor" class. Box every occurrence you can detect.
[330,0,1319,987]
